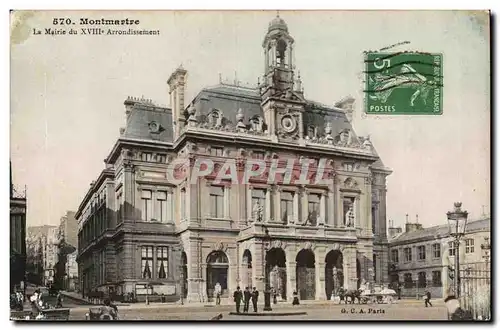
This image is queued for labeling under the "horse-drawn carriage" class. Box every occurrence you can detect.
[359,287,397,304]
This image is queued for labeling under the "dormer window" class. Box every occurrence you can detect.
[250,116,263,132]
[307,126,317,139]
[208,109,223,127]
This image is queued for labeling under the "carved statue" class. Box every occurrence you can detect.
[345,206,355,227]
[253,201,263,222]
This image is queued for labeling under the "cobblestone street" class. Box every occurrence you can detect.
[66,300,448,321]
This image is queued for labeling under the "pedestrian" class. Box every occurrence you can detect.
[424,290,432,307]
[272,287,277,304]
[397,282,402,300]
[233,286,243,313]
[251,287,259,312]
[292,290,300,305]
[243,287,251,312]
[214,282,222,305]
[56,291,63,308]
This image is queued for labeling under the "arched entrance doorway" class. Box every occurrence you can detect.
[325,250,343,299]
[181,252,188,298]
[242,249,252,289]
[265,248,287,300]
[296,249,316,300]
[356,259,362,289]
[206,251,229,300]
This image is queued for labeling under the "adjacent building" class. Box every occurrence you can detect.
[26,225,57,285]
[76,16,391,302]
[388,217,491,298]
[10,161,27,293]
[57,211,79,291]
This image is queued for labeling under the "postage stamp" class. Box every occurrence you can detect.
[364,52,443,115]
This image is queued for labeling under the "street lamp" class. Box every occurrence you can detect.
[446,202,469,298]
[263,227,272,311]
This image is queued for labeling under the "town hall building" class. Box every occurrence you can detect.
[76,15,391,303]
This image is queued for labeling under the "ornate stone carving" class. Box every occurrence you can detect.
[331,243,341,251]
[304,241,314,250]
[344,177,359,189]
[364,175,373,185]
[253,201,263,222]
[214,241,227,252]
[272,240,283,249]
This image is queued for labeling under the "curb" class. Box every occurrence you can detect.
[228,311,307,317]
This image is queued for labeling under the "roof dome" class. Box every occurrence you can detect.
[268,15,288,32]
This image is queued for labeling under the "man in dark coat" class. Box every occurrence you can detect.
[243,287,251,312]
[251,287,259,312]
[233,286,243,313]
[424,290,432,307]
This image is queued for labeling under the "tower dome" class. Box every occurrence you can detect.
[268,14,288,32]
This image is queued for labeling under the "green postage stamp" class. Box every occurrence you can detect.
[364,52,443,115]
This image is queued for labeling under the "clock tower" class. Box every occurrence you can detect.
[260,14,306,144]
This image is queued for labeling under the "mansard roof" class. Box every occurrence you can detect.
[389,218,490,245]
[122,97,173,143]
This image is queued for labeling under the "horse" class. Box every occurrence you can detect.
[341,289,362,304]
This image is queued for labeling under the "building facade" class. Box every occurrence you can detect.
[10,162,27,293]
[26,225,57,285]
[388,217,490,299]
[76,16,391,302]
[43,227,60,286]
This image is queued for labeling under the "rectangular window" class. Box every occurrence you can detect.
[156,191,168,222]
[417,245,426,260]
[209,186,225,218]
[180,188,186,219]
[404,273,413,288]
[391,249,399,263]
[432,271,442,286]
[449,241,457,256]
[141,153,152,162]
[417,272,426,288]
[432,243,441,258]
[141,190,153,221]
[404,247,412,262]
[251,188,266,219]
[156,247,168,279]
[157,154,167,163]
[308,193,320,225]
[210,147,224,157]
[141,246,153,279]
[280,191,294,222]
[252,151,265,159]
[465,239,475,253]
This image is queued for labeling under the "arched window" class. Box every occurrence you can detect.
[207,251,229,264]
[276,39,287,67]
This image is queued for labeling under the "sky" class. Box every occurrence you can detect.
[10,10,490,228]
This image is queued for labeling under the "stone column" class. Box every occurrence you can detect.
[252,240,265,291]
[293,191,299,224]
[328,187,335,226]
[123,162,135,221]
[224,185,231,219]
[320,193,326,225]
[247,186,253,221]
[186,237,203,303]
[316,261,326,300]
[343,246,358,290]
[286,245,297,301]
[265,188,271,222]
[301,187,308,224]
[335,179,342,227]
[274,186,281,223]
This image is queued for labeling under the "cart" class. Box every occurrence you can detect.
[359,288,396,304]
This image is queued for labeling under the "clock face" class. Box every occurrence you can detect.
[281,115,296,133]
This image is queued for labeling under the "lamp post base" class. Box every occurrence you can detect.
[263,290,272,311]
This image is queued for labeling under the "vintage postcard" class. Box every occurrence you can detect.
[9,10,491,321]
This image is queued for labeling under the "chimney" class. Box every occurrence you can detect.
[405,222,423,233]
[167,65,188,140]
[388,220,403,238]
[334,96,355,123]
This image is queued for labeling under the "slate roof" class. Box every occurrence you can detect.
[122,102,173,143]
[390,218,490,244]
[190,84,361,143]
